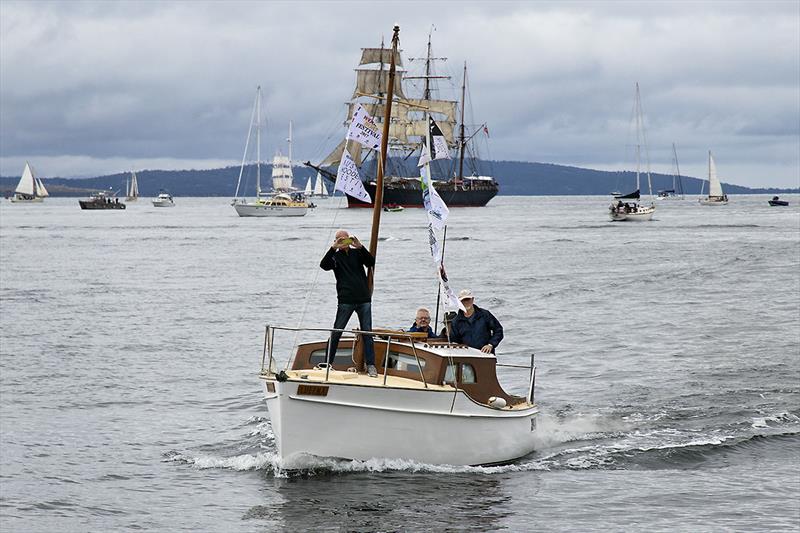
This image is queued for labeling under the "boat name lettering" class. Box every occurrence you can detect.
[297,385,329,397]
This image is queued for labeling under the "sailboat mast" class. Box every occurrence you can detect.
[423,30,432,100]
[457,61,467,184]
[288,120,293,174]
[256,86,262,197]
[367,25,400,293]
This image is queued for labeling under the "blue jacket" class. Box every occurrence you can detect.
[408,323,436,337]
[449,305,503,353]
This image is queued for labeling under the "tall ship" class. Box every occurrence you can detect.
[307,34,499,208]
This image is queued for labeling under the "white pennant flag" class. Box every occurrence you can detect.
[427,224,464,312]
[418,116,451,167]
[420,165,449,230]
[335,146,372,203]
[346,104,382,151]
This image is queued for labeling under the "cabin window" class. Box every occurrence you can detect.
[383,351,426,373]
[461,364,476,384]
[309,348,354,367]
[444,364,457,383]
[444,363,477,384]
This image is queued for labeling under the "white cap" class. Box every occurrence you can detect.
[458,289,474,301]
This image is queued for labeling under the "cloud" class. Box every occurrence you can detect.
[1,0,798,188]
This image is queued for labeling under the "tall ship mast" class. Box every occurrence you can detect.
[307,32,499,208]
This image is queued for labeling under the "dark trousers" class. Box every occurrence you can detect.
[327,302,375,366]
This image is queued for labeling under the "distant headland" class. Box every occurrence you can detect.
[1,160,797,197]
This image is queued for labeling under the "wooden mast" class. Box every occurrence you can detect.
[457,62,467,185]
[367,25,400,293]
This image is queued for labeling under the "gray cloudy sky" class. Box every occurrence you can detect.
[1,0,798,187]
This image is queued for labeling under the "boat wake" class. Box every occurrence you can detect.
[164,410,799,477]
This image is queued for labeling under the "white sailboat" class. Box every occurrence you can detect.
[699,151,728,205]
[303,176,313,196]
[259,27,539,469]
[231,89,308,217]
[313,172,329,197]
[609,83,655,221]
[126,170,139,201]
[10,162,47,203]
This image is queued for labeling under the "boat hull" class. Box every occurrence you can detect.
[152,200,174,207]
[233,203,308,217]
[9,195,44,203]
[609,204,655,221]
[79,201,125,210]
[699,197,728,205]
[264,378,538,468]
[347,181,499,208]
[768,200,789,206]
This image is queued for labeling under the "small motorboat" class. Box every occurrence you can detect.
[383,203,404,212]
[79,191,125,210]
[768,196,789,206]
[152,190,175,207]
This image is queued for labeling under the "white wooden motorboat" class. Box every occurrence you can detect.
[260,329,538,468]
[257,26,538,469]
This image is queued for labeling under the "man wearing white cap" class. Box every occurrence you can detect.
[449,289,504,354]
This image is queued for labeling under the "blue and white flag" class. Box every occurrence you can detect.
[418,116,450,167]
[427,224,464,312]
[420,165,449,230]
[346,103,382,151]
[335,146,372,203]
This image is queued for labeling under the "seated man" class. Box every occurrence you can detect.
[408,307,435,337]
[449,289,504,354]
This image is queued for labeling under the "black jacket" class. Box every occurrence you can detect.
[449,305,504,353]
[320,246,375,304]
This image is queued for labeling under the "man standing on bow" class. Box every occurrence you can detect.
[449,289,504,354]
[320,229,378,377]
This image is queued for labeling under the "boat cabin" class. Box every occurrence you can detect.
[287,333,528,408]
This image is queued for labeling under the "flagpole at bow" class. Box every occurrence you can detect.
[367,25,400,294]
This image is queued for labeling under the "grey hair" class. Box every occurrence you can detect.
[416,307,431,316]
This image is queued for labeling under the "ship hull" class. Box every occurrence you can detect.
[79,201,126,210]
[346,181,498,208]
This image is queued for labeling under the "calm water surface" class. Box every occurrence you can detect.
[1,195,799,531]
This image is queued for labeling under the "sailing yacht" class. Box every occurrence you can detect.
[231,90,308,217]
[698,151,728,205]
[609,83,655,221]
[9,162,48,203]
[259,27,539,469]
[306,32,498,208]
[657,143,685,200]
[126,170,140,201]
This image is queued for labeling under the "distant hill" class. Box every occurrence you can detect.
[1,160,796,197]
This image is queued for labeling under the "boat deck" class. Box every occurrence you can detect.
[261,368,533,411]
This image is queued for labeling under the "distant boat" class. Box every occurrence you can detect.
[698,151,728,205]
[657,143,686,200]
[383,204,404,212]
[79,191,125,210]
[126,170,140,201]
[271,121,295,193]
[9,162,48,203]
[768,196,789,206]
[152,190,175,207]
[313,172,329,197]
[609,83,655,221]
[231,88,308,217]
